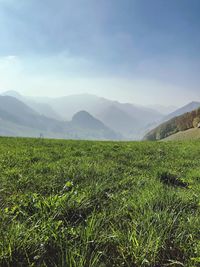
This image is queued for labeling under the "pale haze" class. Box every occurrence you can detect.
[0,0,200,106]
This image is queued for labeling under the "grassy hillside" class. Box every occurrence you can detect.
[164,128,200,141]
[144,107,200,141]
[0,138,200,266]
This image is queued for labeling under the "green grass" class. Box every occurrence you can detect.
[0,137,200,267]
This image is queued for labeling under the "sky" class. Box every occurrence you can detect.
[0,0,200,106]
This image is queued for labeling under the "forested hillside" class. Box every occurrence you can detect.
[144,108,200,140]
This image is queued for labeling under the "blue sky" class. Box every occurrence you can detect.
[0,0,200,105]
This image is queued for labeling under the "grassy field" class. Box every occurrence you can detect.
[0,137,200,267]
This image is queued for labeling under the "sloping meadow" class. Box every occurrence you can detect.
[0,137,200,266]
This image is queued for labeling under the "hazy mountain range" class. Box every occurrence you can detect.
[0,95,121,140]
[164,101,200,121]
[0,90,199,140]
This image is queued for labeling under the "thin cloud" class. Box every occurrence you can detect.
[0,0,199,105]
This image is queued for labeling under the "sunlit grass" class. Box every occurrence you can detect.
[0,137,200,266]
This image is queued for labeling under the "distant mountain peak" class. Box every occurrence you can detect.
[72,110,102,128]
[72,110,110,130]
[2,90,22,98]
[72,110,93,120]
[164,101,200,121]
[188,101,200,106]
